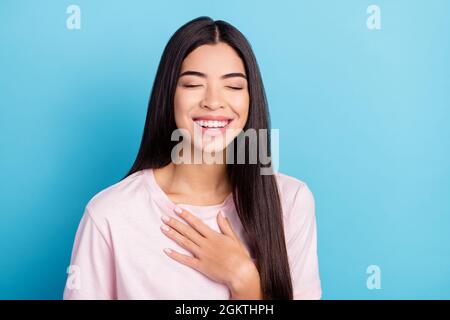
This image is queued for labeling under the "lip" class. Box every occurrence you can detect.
[192,116,234,136]
[192,116,233,121]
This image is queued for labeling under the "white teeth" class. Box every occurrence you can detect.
[194,120,229,128]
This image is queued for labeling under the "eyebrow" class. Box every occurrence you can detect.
[178,70,247,80]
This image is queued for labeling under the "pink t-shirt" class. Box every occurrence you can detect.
[63,168,321,300]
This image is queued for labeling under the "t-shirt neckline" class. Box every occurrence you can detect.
[144,168,234,219]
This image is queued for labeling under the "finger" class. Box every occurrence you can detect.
[160,224,202,257]
[161,215,205,247]
[219,214,251,257]
[163,248,200,270]
[217,211,238,241]
[174,207,216,238]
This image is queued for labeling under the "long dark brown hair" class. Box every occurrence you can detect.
[122,16,293,299]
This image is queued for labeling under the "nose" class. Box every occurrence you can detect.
[200,85,224,110]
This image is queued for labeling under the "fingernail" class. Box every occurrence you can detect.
[160,224,170,232]
[163,248,172,255]
[161,215,170,223]
[219,211,224,218]
[174,207,183,215]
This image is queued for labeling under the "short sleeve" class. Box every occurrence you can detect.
[63,208,116,299]
[285,183,322,300]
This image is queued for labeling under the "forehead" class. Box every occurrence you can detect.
[180,42,246,76]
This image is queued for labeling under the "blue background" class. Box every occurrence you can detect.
[1,0,449,299]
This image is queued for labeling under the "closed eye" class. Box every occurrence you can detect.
[183,84,243,90]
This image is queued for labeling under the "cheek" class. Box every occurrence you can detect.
[173,91,194,127]
[232,94,250,126]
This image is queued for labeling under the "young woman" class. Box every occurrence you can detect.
[63,16,321,300]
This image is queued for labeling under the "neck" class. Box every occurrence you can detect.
[169,162,229,195]
[154,146,233,203]
[166,144,232,195]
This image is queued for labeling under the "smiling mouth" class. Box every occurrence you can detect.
[193,119,231,129]
[191,117,234,136]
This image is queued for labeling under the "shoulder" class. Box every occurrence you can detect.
[274,172,316,221]
[84,169,149,221]
[274,171,309,195]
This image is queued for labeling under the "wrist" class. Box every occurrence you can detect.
[228,261,253,290]
[228,261,262,299]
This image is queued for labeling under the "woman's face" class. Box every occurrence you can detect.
[174,42,250,156]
